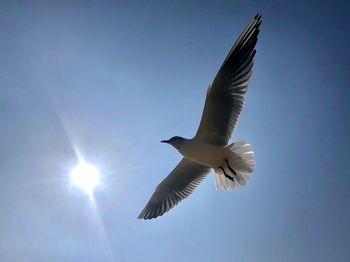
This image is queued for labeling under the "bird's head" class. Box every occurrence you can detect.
[161,136,185,150]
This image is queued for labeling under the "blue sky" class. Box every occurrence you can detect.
[1,1,349,261]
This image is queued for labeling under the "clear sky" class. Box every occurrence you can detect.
[1,1,349,261]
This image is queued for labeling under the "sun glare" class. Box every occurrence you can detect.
[69,161,101,195]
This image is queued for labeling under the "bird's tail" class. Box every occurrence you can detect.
[214,140,255,191]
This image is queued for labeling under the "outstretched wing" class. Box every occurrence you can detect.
[195,15,262,146]
[138,158,210,219]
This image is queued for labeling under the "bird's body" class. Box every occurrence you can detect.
[178,138,226,168]
[138,14,262,219]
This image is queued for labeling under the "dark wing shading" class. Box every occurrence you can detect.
[195,15,262,146]
[138,158,210,219]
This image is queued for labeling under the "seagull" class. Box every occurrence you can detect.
[138,14,261,219]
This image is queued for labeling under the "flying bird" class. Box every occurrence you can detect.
[138,14,262,219]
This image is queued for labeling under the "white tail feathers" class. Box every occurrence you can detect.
[229,140,256,172]
[214,140,255,191]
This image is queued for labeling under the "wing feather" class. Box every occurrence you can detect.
[195,15,262,146]
[138,159,210,219]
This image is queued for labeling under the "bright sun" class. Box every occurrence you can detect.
[69,161,101,195]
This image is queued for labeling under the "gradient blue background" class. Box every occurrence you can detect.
[1,1,349,261]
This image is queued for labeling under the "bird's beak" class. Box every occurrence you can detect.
[161,140,170,144]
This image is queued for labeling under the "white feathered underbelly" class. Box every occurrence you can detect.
[179,141,227,168]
